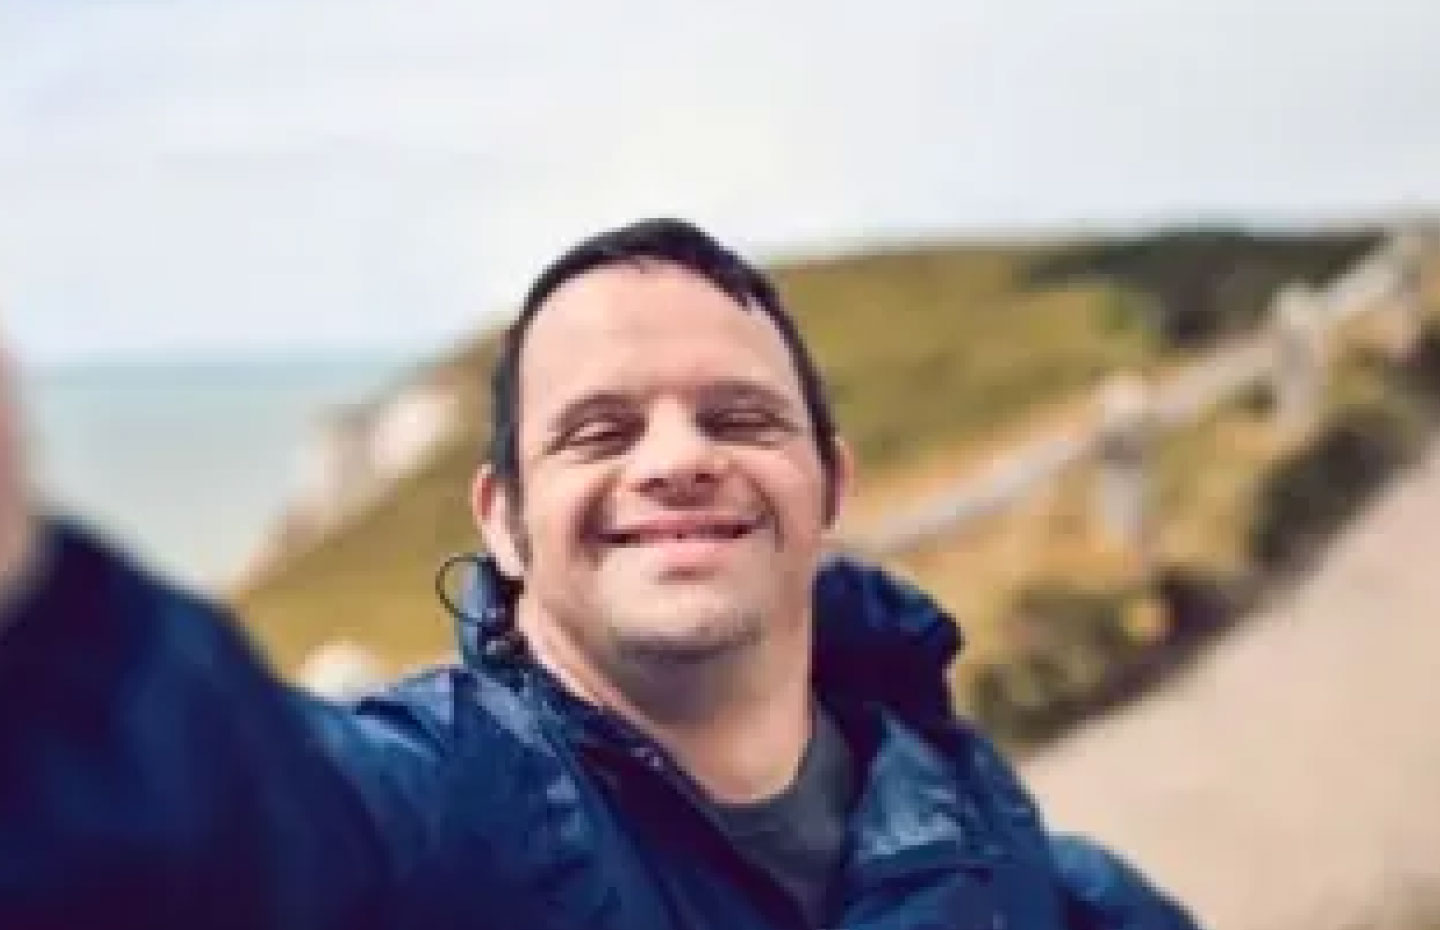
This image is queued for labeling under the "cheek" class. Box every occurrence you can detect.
[521,465,611,555]
[745,450,830,531]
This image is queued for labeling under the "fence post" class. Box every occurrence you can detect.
[1271,283,1325,440]
[1385,230,1428,358]
[1094,372,1154,569]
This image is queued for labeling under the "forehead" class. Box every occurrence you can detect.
[518,262,806,419]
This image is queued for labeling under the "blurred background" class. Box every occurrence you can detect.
[8,2,1440,928]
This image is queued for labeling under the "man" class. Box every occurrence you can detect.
[0,219,1197,929]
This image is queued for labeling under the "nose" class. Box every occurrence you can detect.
[627,402,724,503]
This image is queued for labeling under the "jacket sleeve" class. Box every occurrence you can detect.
[0,520,449,930]
[1050,834,1202,930]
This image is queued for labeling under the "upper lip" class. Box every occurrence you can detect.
[598,514,760,544]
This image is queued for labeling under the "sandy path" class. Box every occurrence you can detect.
[1022,442,1440,930]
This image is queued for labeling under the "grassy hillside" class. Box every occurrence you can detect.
[232,229,1382,675]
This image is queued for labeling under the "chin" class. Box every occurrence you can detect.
[611,604,765,667]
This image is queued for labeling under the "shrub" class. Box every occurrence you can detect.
[965,580,1136,741]
[1397,324,1440,404]
[1249,393,1426,569]
[1026,230,1382,350]
[967,564,1244,744]
[1152,563,1240,642]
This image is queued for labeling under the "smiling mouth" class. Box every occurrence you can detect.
[599,519,759,547]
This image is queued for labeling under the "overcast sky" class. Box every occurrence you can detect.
[4,0,1439,366]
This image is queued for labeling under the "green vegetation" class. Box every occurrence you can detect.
[962,318,1440,749]
[231,229,1385,677]
[1029,228,1382,347]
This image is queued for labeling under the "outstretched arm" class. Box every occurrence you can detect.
[0,515,468,930]
[0,330,472,928]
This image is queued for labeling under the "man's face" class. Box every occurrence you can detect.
[478,262,846,672]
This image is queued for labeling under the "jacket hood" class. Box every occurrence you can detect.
[451,554,964,731]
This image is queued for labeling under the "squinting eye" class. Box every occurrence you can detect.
[708,409,780,435]
[571,423,626,445]
[565,418,642,455]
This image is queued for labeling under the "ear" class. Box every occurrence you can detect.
[824,435,856,527]
[471,464,526,580]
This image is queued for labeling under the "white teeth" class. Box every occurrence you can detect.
[606,523,751,545]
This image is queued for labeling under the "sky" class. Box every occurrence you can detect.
[4,0,1440,366]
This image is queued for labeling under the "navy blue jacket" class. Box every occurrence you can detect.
[0,522,1198,929]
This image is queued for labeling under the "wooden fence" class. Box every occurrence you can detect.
[856,228,1436,562]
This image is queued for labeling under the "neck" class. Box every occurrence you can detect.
[649,661,813,803]
[518,599,815,804]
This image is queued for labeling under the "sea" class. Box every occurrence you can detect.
[21,351,420,591]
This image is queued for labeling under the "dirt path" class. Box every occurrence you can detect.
[1022,441,1440,930]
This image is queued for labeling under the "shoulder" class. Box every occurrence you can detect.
[333,665,469,756]
[943,726,1198,929]
[1049,834,1200,930]
[330,664,618,920]
[308,662,583,841]
[938,724,1199,929]
[333,662,563,768]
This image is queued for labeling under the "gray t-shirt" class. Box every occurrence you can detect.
[706,707,856,927]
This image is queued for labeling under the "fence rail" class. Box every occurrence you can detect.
[857,228,1435,560]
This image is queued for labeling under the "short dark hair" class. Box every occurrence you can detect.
[488,217,840,514]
